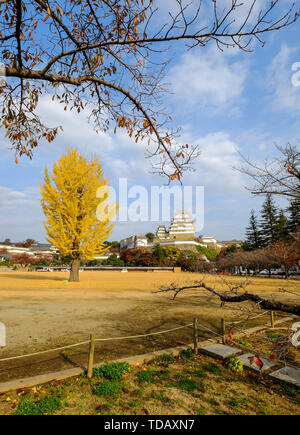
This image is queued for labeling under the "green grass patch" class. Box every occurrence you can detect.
[151,353,177,366]
[180,347,195,359]
[93,361,131,381]
[280,383,300,398]
[177,379,198,392]
[136,369,170,384]
[267,332,281,339]
[93,380,123,397]
[229,397,250,409]
[197,408,207,415]
[202,363,222,376]
[240,340,252,347]
[15,395,63,415]
[193,369,208,378]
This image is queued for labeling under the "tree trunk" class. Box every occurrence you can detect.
[69,258,80,282]
[284,265,289,280]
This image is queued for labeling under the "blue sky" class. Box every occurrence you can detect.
[0,2,300,243]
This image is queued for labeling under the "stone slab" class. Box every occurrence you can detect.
[238,353,277,372]
[199,343,241,359]
[269,366,300,388]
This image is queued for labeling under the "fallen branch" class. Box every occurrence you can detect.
[156,281,300,316]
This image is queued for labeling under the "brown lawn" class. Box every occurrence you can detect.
[0,270,299,383]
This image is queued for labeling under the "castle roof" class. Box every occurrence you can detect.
[168,210,195,235]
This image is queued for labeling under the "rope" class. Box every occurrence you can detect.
[0,324,192,363]
[0,317,298,373]
[0,340,91,362]
[229,311,269,325]
[94,324,193,342]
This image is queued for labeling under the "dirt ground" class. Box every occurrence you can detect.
[0,270,299,383]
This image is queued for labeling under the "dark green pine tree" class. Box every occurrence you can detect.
[245,209,263,248]
[260,194,279,246]
[275,209,289,241]
[286,198,300,235]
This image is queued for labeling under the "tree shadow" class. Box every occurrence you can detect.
[0,273,65,281]
[59,352,86,371]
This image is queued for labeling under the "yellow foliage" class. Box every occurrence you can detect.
[40,148,117,260]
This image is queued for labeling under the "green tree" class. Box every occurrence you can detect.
[153,244,166,261]
[196,245,218,260]
[260,194,279,246]
[102,254,124,267]
[276,209,289,241]
[287,198,300,234]
[145,232,155,242]
[162,246,182,265]
[245,209,263,249]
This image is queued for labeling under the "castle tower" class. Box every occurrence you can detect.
[168,210,196,240]
[156,225,168,240]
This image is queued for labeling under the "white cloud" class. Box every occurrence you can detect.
[0,185,44,241]
[266,44,300,113]
[168,47,248,113]
[0,129,258,243]
[0,95,157,182]
[182,131,244,192]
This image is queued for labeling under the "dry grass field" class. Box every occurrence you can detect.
[0,270,299,383]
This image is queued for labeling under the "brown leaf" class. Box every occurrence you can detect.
[255,355,264,370]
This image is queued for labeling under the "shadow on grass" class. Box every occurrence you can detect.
[0,273,65,281]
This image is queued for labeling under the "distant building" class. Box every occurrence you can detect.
[0,243,58,258]
[159,210,196,241]
[0,244,34,256]
[0,253,11,262]
[198,236,223,249]
[30,243,58,258]
[219,240,243,247]
[120,234,148,251]
[156,225,168,240]
[119,210,221,256]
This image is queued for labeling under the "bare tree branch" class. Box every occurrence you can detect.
[0,0,299,178]
[156,280,300,316]
[235,143,300,200]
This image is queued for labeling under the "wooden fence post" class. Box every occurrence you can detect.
[221,318,226,344]
[270,311,275,329]
[87,334,95,378]
[193,317,198,355]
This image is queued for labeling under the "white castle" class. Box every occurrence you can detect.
[120,210,221,252]
[158,210,196,241]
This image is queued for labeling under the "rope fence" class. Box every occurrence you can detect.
[0,323,193,364]
[228,310,269,325]
[0,310,298,379]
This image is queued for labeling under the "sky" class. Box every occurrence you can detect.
[0,1,300,244]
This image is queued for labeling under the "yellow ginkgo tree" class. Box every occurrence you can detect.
[40,148,117,282]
